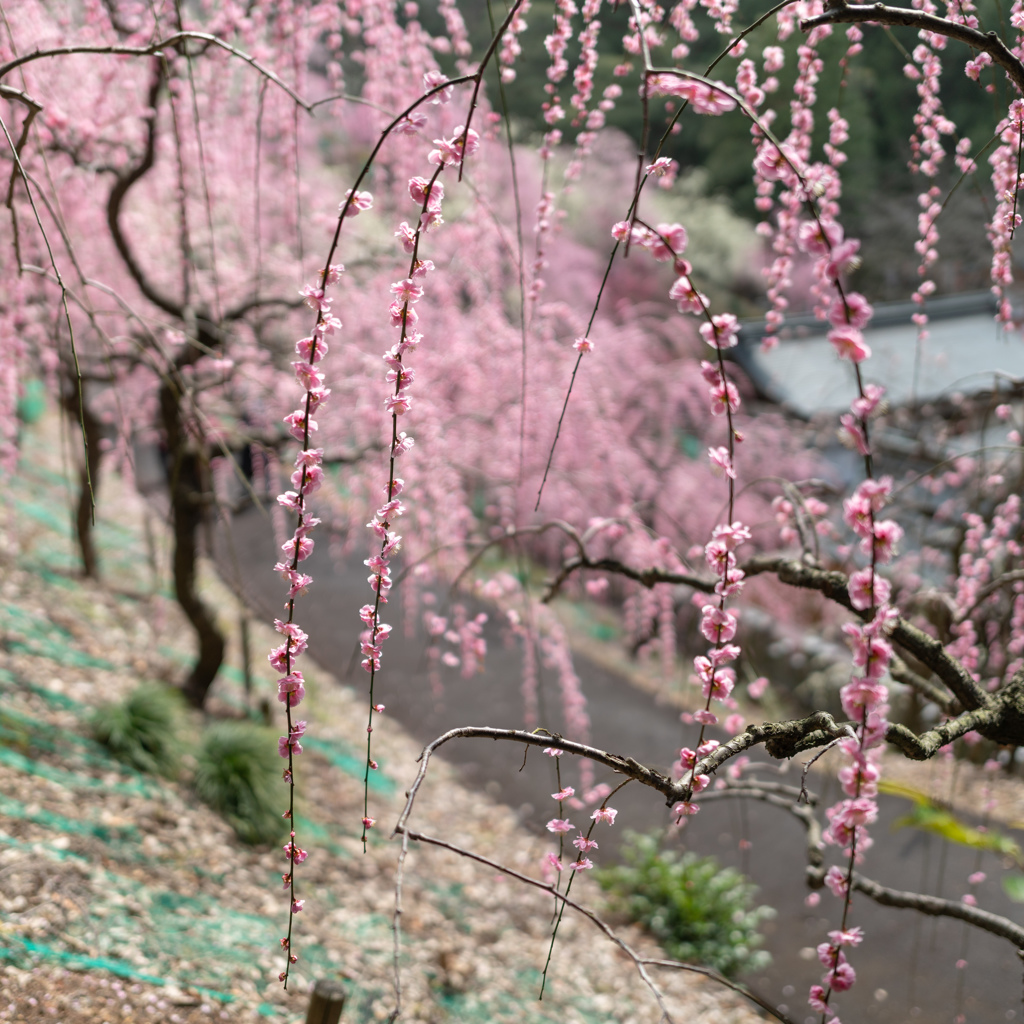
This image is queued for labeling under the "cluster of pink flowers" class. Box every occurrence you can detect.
[609,215,754,816]
[529,189,557,305]
[904,36,955,341]
[622,0,666,57]
[648,74,737,116]
[272,261,345,982]
[542,0,577,90]
[561,12,606,180]
[497,0,531,83]
[545,782,617,874]
[948,493,1024,681]
[808,926,864,1012]
[422,604,489,682]
[987,98,1024,321]
[359,117,482,843]
[810,476,902,1019]
[674,524,751,818]
[772,492,833,547]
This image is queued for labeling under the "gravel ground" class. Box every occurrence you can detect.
[0,422,763,1024]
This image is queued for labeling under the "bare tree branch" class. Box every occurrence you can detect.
[889,656,959,716]
[886,704,1000,759]
[105,61,183,319]
[399,726,681,807]
[543,553,715,602]
[542,547,988,712]
[394,827,800,1024]
[851,873,1024,948]
[801,3,1024,97]
[691,712,853,782]
[702,783,1024,951]
[748,557,989,710]
[0,33,313,111]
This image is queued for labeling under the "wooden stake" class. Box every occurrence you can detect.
[305,979,346,1024]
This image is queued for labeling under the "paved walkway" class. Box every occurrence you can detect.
[742,297,1024,416]
[221,507,1024,1024]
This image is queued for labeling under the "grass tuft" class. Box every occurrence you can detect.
[91,684,184,777]
[194,722,285,845]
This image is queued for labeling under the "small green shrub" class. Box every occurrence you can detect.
[91,684,184,777]
[194,722,284,845]
[595,831,774,978]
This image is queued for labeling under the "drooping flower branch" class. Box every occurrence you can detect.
[271,258,346,987]
[360,116,484,848]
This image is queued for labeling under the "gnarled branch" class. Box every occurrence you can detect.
[691,712,852,780]
[889,655,960,716]
[746,556,988,710]
[703,782,1024,952]
[105,61,182,318]
[801,3,1024,97]
[546,545,988,712]
[886,707,999,759]
[851,873,1024,948]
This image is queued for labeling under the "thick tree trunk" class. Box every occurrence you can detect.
[161,379,225,709]
[61,380,104,579]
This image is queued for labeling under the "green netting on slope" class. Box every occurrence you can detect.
[0,672,164,793]
[0,793,138,847]
[0,831,363,1020]
[200,676,399,796]
[13,497,73,537]
[12,448,155,584]
[0,745,156,798]
[0,667,88,711]
[302,736,396,796]
[0,602,116,670]
[1,440,617,1024]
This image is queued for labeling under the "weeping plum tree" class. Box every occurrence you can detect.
[0,6,319,704]
[5,0,1024,1020]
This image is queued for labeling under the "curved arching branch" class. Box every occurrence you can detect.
[801,3,1024,97]
[398,726,680,809]
[889,656,960,716]
[544,545,988,711]
[703,783,1024,951]
[105,60,182,319]
[399,717,861,819]
[850,873,1024,948]
[0,33,313,111]
[955,568,1024,623]
[886,706,1000,759]
[224,293,306,321]
[697,781,826,881]
[394,826,800,1024]
[543,553,715,602]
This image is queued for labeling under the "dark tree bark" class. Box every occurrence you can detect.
[60,376,104,579]
[160,372,225,709]
[104,60,226,708]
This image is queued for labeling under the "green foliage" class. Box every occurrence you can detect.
[883,779,1023,867]
[91,684,184,777]
[194,722,284,846]
[1003,874,1024,903]
[595,831,774,978]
